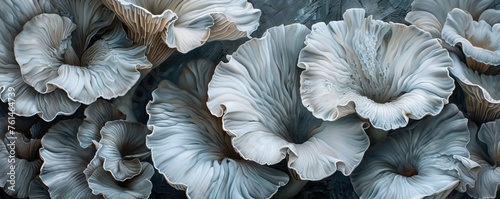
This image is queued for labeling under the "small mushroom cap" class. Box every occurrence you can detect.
[467,119,500,198]
[207,24,370,180]
[88,162,154,199]
[147,60,289,198]
[298,8,454,131]
[77,99,125,148]
[405,0,493,38]
[442,8,500,67]
[29,176,50,199]
[350,104,479,199]
[39,119,100,199]
[97,120,150,181]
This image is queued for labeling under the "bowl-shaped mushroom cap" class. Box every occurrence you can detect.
[147,60,289,198]
[350,104,479,199]
[467,119,500,198]
[39,119,100,199]
[97,120,150,181]
[442,8,500,73]
[88,162,154,199]
[298,8,454,131]
[207,24,370,180]
[0,0,80,121]
[405,0,493,38]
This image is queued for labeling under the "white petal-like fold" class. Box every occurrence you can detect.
[147,60,289,198]
[89,162,154,199]
[442,8,500,70]
[350,104,479,199]
[39,119,100,199]
[298,8,454,131]
[207,24,369,180]
[78,99,125,148]
[97,120,150,181]
[405,0,493,38]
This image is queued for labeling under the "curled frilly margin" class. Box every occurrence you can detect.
[298,8,454,131]
[147,59,289,199]
[102,0,261,65]
[97,120,151,181]
[207,23,370,181]
[442,8,500,74]
[77,99,125,148]
[350,104,479,199]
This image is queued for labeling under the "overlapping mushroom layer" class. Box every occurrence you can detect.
[147,60,289,198]
[467,120,500,198]
[298,8,454,131]
[207,24,370,181]
[350,104,479,199]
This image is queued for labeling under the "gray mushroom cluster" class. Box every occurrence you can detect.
[0,0,499,198]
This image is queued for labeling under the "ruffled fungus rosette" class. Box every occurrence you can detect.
[350,104,479,199]
[102,0,261,65]
[0,119,43,198]
[96,120,151,181]
[39,119,100,199]
[0,0,151,121]
[207,24,370,181]
[442,8,500,74]
[147,59,289,198]
[405,0,493,39]
[77,99,125,148]
[298,8,454,131]
[86,150,154,199]
[467,120,500,198]
[0,0,79,121]
[449,52,500,123]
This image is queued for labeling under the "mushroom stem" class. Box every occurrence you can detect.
[366,126,388,144]
[113,68,153,122]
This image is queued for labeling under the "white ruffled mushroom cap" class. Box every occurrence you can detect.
[77,100,125,148]
[0,131,42,198]
[39,119,100,199]
[442,8,500,73]
[298,8,454,131]
[405,0,493,38]
[350,104,479,199]
[449,52,500,123]
[147,60,289,198]
[102,0,261,65]
[14,9,152,105]
[0,0,80,121]
[207,24,370,180]
[467,120,500,198]
[97,120,150,181]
